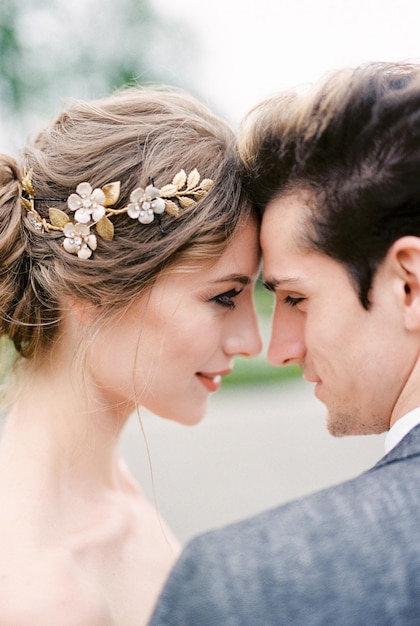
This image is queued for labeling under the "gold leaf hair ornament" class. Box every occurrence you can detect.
[20,168,213,260]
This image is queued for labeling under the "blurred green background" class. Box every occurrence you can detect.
[1,0,196,151]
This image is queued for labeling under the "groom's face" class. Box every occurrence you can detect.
[260,189,411,436]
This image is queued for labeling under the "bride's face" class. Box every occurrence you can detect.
[88,220,263,424]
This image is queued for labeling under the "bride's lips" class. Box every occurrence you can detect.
[196,369,232,392]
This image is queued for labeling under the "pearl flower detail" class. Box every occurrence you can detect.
[63,222,97,259]
[67,182,106,224]
[126,185,166,224]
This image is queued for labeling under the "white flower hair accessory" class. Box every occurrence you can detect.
[67,182,107,224]
[126,184,166,224]
[21,168,213,259]
[62,222,98,260]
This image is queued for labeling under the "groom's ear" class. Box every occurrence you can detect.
[389,236,420,331]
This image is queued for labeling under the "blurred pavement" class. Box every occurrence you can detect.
[120,378,385,544]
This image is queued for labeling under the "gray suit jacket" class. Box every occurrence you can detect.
[149,425,420,625]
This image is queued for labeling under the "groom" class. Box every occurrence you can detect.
[149,62,420,625]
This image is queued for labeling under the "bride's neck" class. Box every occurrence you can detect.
[0,351,132,493]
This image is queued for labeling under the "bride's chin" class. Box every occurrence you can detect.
[157,405,208,427]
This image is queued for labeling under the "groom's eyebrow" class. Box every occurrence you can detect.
[263,277,302,292]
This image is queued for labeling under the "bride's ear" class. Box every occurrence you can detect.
[63,296,96,324]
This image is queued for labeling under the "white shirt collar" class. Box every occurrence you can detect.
[384,407,420,455]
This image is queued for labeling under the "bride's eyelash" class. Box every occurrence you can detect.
[211,288,242,309]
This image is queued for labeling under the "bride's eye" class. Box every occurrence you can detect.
[211,288,242,309]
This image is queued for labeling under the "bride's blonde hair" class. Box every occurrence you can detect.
[0,87,253,361]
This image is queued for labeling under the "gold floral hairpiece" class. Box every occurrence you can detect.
[21,169,213,259]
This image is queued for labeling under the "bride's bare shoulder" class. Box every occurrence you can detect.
[0,550,114,626]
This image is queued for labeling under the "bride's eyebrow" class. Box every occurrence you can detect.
[210,275,251,285]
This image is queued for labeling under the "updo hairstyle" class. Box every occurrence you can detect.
[0,88,253,360]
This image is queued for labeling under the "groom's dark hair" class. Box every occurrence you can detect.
[240,61,420,308]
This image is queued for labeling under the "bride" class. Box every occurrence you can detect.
[0,87,262,624]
